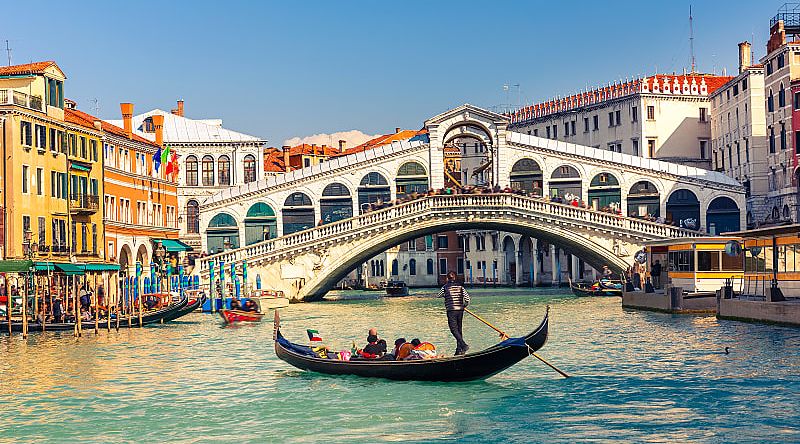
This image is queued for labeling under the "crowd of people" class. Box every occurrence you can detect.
[0,282,109,324]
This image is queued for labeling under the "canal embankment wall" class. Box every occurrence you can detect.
[622,288,716,314]
[718,297,800,327]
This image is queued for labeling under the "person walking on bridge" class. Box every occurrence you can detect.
[438,271,470,355]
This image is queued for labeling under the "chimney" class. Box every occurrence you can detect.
[282,145,290,172]
[93,120,102,131]
[338,139,346,152]
[738,41,752,74]
[152,114,165,147]
[395,127,401,134]
[120,103,134,138]
[177,100,184,117]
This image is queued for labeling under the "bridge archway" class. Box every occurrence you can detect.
[627,180,660,218]
[588,172,621,211]
[320,183,353,224]
[396,162,428,198]
[549,165,582,201]
[510,158,543,196]
[358,172,391,213]
[283,192,315,235]
[706,196,740,234]
[208,213,239,254]
[666,189,700,230]
[245,202,277,245]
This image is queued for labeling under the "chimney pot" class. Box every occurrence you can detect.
[282,146,290,172]
[338,139,346,152]
[152,114,165,147]
[120,103,134,138]
[395,127,401,134]
[177,100,184,117]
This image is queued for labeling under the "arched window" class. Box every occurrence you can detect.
[186,200,199,233]
[244,154,256,183]
[207,213,239,253]
[202,155,214,186]
[396,162,428,198]
[245,202,277,245]
[283,192,314,235]
[217,155,230,186]
[186,156,198,186]
[321,183,353,224]
[409,259,417,276]
[784,204,791,220]
[510,158,543,195]
[426,259,434,275]
[391,259,398,276]
[358,172,390,213]
[706,196,741,234]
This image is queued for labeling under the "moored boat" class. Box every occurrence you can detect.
[385,280,409,297]
[273,308,549,382]
[568,278,622,297]
[219,309,264,324]
[248,289,289,310]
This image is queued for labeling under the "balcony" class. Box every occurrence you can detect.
[0,89,44,112]
[70,193,99,214]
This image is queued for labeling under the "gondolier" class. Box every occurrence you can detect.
[437,271,470,355]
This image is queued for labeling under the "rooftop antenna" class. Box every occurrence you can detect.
[90,98,100,115]
[5,40,11,67]
[689,5,696,74]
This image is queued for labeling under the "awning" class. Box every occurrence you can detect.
[155,239,193,252]
[0,260,34,273]
[34,261,57,272]
[70,163,91,172]
[55,263,84,275]
[82,263,120,272]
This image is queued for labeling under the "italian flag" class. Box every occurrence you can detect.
[307,329,323,342]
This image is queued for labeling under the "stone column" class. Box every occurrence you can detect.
[550,244,558,285]
[572,255,580,281]
[532,239,539,286]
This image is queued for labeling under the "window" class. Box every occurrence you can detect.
[768,90,774,112]
[186,156,198,186]
[631,106,638,122]
[570,120,576,135]
[22,216,31,243]
[697,251,721,271]
[38,217,45,249]
[186,200,200,233]
[778,52,786,69]
[552,125,557,139]
[795,92,800,111]
[391,259,398,276]
[426,259,434,275]
[36,168,43,195]
[217,155,230,185]
[71,221,77,252]
[407,239,416,251]
[90,140,97,161]
[409,259,417,276]
[202,155,214,186]
[92,224,97,254]
[563,122,569,136]
[742,78,748,90]
[20,121,32,146]
[668,250,694,271]
[546,126,551,138]
[700,140,707,159]
[439,258,447,275]
[49,128,57,152]
[779,84,786,108]
[51,171,57,197]
[80,137,87,159]
[770,127,776,153]
[615,110,621,126]
[736,142,741,166]
[244,154,257,183]
[699,108,707,122]
[646,106,655,120]
[457,257,464,275]
[746,138,751,161]
[733,85,739,96]
[583,117,589,132]
[34,124,46,149]
[437,235,448,249]
[22,165,29,193]
[767,59,773,75]
[647,139,656,158]
[303,158,310,167]
[781,123,787,150]
[608,112,614,127]
[81,222,87,252]
[533,129,538,136]
[476,234,485,251]
[592,115,599,130]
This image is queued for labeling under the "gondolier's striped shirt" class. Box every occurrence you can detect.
[437,282,469,311]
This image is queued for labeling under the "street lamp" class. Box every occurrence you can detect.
[154,241,167,293]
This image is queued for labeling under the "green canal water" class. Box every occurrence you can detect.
[2,288,800,443]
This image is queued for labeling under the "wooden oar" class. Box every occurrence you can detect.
[463,307,570,378]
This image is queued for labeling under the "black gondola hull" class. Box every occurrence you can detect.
[274,310,549,382]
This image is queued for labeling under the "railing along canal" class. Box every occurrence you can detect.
[198,193,700,274]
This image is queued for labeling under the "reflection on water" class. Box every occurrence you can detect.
[2,288,800,443]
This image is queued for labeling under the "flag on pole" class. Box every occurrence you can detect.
[153,147,162,172]
[165,151,179,181]
[307,329,323,342]
[161,144,170,165]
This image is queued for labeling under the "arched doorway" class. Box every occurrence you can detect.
[588,173,621,211]
[245,202,277,245]
[627,180,660,218]
[136,244,149,265]
[510,159,543,196]
[706,196,740,234]
[358,172,391,213]
[320,183,353,224]
[207,213,239,254]
[396,162,428,199]
[502,235,516,285]
[119,244,132,274]
[283,192,315,235]
[666,189,700,230]
[549,165,582,201]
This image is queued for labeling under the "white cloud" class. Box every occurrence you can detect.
[283,130,383,149]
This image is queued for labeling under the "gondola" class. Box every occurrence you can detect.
[384,280,409,297]
[568,278,622,297]
[219,309,264,324]
[160,295,203,322]
[273,308,549,382]
[5,295,189,333]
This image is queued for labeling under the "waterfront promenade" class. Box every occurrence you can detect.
[2,289,798,443]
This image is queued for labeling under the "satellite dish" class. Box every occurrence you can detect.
[724,240,742,257]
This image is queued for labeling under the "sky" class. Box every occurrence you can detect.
[0,0,785,147]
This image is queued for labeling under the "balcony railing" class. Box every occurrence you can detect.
[70,193,99,213]
[0,89,44,111]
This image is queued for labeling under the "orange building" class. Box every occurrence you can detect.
[68,103,183,286]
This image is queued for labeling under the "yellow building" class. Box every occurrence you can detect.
[0,61,111,295]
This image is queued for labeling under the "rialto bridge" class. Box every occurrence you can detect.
[195,104,744,300]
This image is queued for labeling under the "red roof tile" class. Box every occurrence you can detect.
[0,61,60,77]
[263,148,288,173]
[335,129,425,156]
[65,108,159,147]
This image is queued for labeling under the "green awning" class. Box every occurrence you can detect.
[55,263,84,275]
[70,163,91,172]
[82,263,120,272]
[0,260,34,273]
[34,261,57,272]
[156,239,193,252]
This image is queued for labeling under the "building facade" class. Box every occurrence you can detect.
[710,42,769,228]
[107,101,267,254]
[509,74,733,170]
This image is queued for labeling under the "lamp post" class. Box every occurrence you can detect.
[154,241,167,296]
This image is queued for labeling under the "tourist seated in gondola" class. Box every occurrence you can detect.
[242,299,260,313]
[394,338,416,360]
[402,338,438,360]
[230,297,242,310]
[358,334,387,359]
